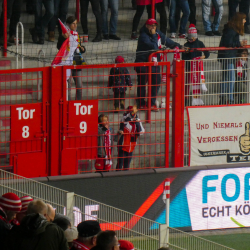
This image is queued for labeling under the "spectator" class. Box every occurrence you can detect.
[57,16,86,101]
[16,196,33,224]
[26,0,35,14]
[116,105,145,171]
[54,217,78,248]
[48,0,70,41]
[175,0,196,31]
[218,12,247,105]
[29,0,54,44]
[80,0,102,42]
[202,0,223,36]
[235,49,249,104]
[91,230,120,250]
[108,56,133,112]
[46,204,56,222]
[0,193,21,244]
[131,0,167,40]
[228,0,250,34]
[135,18,181,109]
[6,199,69,250]
[182,24,210,106]
[119,240,134,250]
[71,220,101,250]
[101,0,121,40]
[0,0,22,46]
[169,0,190,38]
[96,114,114,172]
[54,216,71,231]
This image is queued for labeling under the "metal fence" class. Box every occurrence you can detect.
[167,227,235,250]
[183,56,250,166]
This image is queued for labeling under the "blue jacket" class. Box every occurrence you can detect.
[135,25,181,63]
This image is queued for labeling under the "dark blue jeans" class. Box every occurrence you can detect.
[116,148,133,171]
[169,0,190,34]
[48,0,69,33]
[228,0,250,26]
[35,0,54,37]
[136,66,161,107]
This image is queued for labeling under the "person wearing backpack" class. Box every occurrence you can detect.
[108,56,133,112]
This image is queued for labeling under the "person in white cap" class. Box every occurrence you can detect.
[0,193,21,244]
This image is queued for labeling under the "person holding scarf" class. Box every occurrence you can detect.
[96,114,114,172]
[116,105,145,171]
[182,24,210,106]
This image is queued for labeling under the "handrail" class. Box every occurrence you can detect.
[16,22,24,69]
[38,49,46,67]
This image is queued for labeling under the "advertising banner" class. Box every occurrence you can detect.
[187,105,250,166]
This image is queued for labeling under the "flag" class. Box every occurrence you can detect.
[51,38,70,66]
[58,18,69,34]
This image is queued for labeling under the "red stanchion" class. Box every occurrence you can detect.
[76,0,80,22]
[151,0,155,19]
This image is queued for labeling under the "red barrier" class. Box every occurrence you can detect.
[76,0,80,22]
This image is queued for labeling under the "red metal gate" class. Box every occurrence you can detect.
[0,67,50,177]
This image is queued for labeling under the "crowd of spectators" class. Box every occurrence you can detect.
[1,0,250,46]
[0,192,145,250]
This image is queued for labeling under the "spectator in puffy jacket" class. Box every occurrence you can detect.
[218,12,247,105]
[131,0,167,40]
[108,56,132,112]
[135,18,182,110]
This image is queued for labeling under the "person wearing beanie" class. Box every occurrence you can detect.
[108,56,133,112]
[135,18,183,111]
[119,240,134,250]
[71,220,101,250]
[182,24,210,106]
[15,195,33,224]
[0,193,21,245]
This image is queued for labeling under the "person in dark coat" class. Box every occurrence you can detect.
[135,18,182,111]
[91,230,119,250]
[0,193,22,247]
[5,199,69,250]
[182,24,210,106]
[108,56,132,112]
[218,12,247,104]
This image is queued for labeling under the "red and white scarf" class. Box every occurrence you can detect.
[190,57,205,95]
[104,129,112,167]
[72,240,90,250]
[152,33,163,62]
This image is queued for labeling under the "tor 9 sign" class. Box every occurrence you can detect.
[68,100,98,137]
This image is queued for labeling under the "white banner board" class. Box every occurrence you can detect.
[186,168,250,230]
[187,105,250,166]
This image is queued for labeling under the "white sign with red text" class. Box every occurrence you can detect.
[187,105,250,166]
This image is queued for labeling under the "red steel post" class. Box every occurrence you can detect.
[76,0,80,22]
[50,66,64,176]
[171,60,185,167]
[165,63,170,167]
[3,0,7,57]
[151,0,155,19]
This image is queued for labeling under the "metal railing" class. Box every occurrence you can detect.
[167,227,235,250]
[16,22,24,69]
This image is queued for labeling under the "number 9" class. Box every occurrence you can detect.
[80,121,87,134]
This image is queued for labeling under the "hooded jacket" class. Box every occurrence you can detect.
[135,25,181,64]
[0,207,12,247]
[5,213,69,250]
[218,24,241,60]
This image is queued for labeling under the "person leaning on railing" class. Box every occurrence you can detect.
[218,12,248,105]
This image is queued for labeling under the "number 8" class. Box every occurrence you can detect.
[22,126,29,138]
[80,122,87,134]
